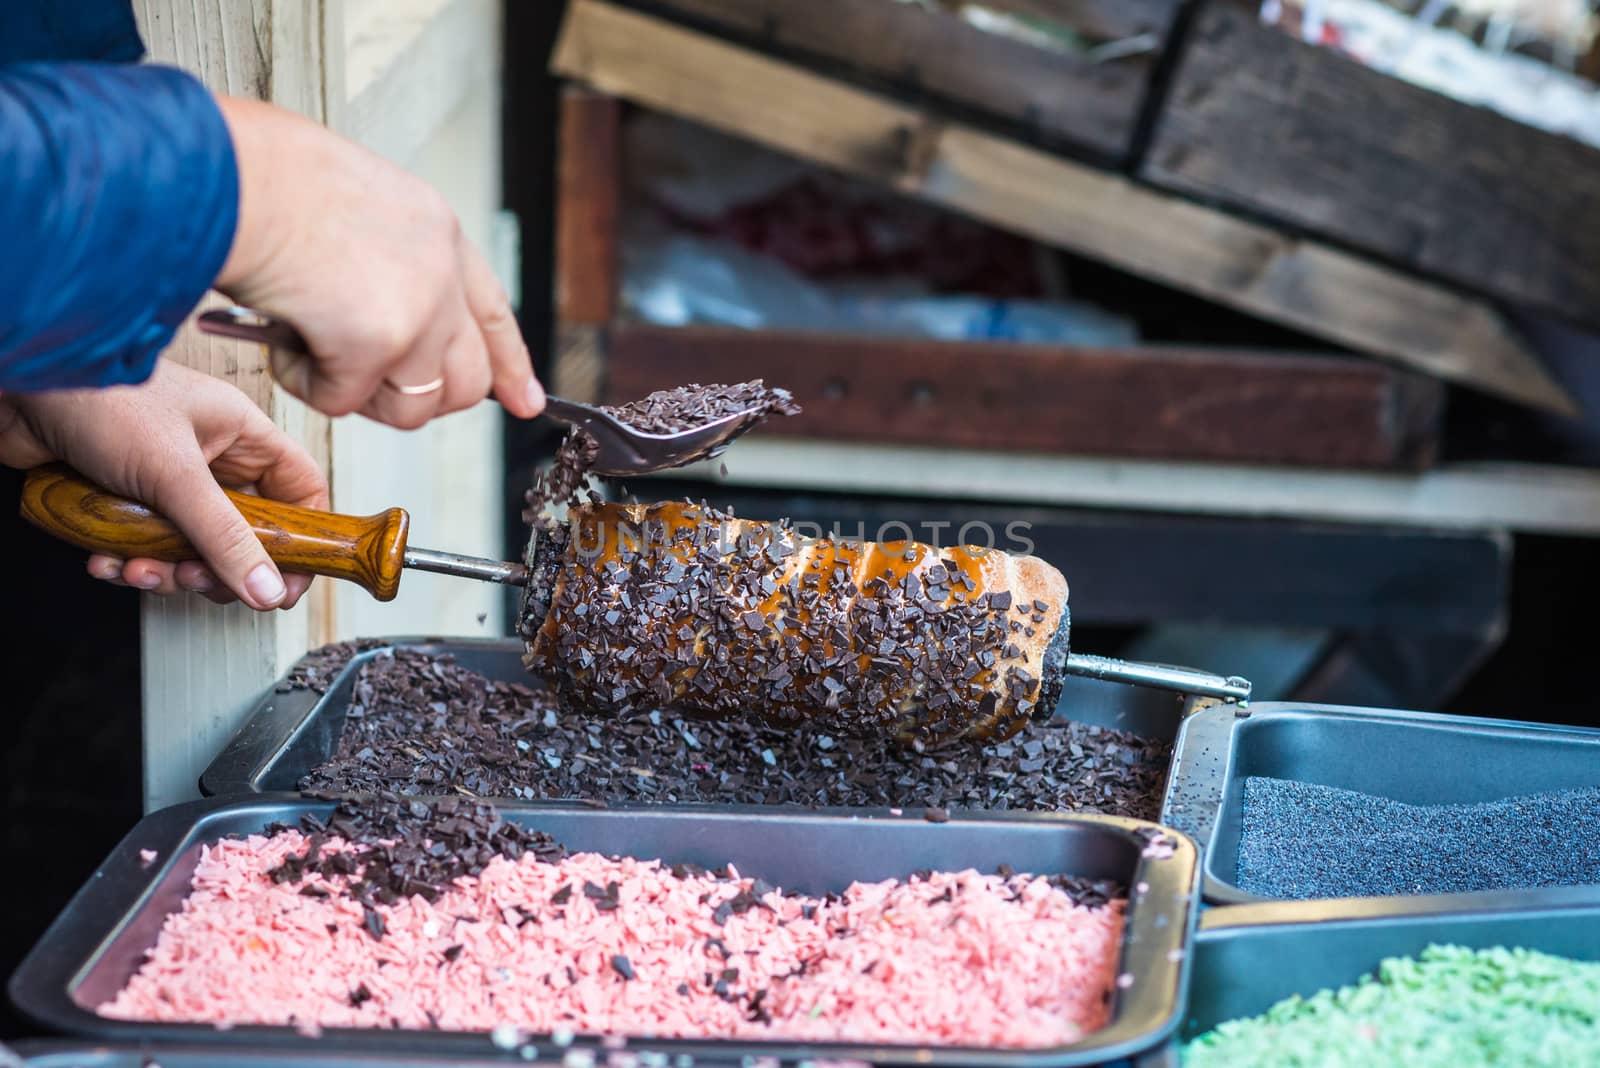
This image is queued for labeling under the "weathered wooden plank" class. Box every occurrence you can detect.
[550,1,1578,415]
[343,0,497,167]
[134,0,339,814]
[553,325,606,404]
[635,0,1177,160]
[652,437,1600,537]
[1145,3,1600,329]
[332,71,513,646]
[604,324,1443,469]
[555,88,620,326]
[963,0,1178,43]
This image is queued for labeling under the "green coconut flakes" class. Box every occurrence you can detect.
[1184,944,1600,1067]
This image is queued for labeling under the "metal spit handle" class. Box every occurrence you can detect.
[1065,653,1252,703]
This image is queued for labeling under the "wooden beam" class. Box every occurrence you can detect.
[1145,3,1600,331]
[632,0,1177,160]
[651,438,1600,537]
[332,31,512,645]
[957,0,1177,43]
[550,1,1577,416]
[555,88,621,326]
[343,0,497,166]
[134,0,339,814]
[605,324,1444,469]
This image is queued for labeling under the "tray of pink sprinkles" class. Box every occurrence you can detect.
[9,795,1198,1068]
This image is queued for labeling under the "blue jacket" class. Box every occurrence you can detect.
[0,1,238,392]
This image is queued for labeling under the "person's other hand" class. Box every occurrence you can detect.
[212,97,545,430]
[0,360,329,610]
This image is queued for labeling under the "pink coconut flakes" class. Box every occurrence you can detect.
[99,830,1125,1049]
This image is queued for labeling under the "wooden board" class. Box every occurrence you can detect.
[1146,3,1600,329]
[550,1,1578,416]
[343,0,498,167]
[632,0,1179,162]
[604,324,1443,469]
[651,437,1600,537]
[555,88,621,325]
[962,0,1177,43]
[134,0,339,814]
[133,0,509,813]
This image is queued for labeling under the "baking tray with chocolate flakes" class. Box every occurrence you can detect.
[1161,701,1600,905]
[199,639,1188,820]
[9,796,1198,1068]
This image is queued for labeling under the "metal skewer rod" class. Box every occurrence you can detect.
[1065,653,1252,703]
[403,547,528,586]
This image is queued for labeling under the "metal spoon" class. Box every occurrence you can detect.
[196,306,771,475]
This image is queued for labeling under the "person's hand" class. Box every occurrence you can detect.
[0,360,329,610]
[212,96,545,430]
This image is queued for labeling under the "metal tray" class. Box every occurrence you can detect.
[1134,895,1600,1066]
[1160,701,1600,905]
[9,796,1199,1068]
[0,1040,577,1067]
[200,638,1195,798]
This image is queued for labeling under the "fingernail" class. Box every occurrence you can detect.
[525,378,545,414]
[187,571,215,593]
[93,561,121,580]
[245,564,286,607]
[132,573,162,590]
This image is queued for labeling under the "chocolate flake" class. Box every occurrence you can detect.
[301,649,1168,820]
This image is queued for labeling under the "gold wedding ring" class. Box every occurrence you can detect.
[384,375,446,396]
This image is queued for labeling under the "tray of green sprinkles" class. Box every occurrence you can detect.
[1135,894,1600,1066]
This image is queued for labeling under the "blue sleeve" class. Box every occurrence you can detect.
[0,62,239,392]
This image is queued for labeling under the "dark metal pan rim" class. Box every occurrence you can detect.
[12,795,1198,1068]
[200,636,1190,799]
[1160,701,1600,906]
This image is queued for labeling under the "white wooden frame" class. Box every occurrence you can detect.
[135,0,506,812]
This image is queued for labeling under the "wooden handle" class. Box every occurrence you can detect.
[20,464,410,602]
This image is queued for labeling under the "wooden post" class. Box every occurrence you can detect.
[134,0,340,813]
[136,0,511,812]
[329,0,508,645]
[551,88,621,405]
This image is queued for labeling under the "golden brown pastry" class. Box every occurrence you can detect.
[519,501,1069,745]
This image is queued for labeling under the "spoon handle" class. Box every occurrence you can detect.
[196,306,311,354]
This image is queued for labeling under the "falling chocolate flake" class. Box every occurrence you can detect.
[924,806,950,823]
[611,955,636,981]
[551,884,574,906]
[349,984,372,1007]
[362,906,386,941]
